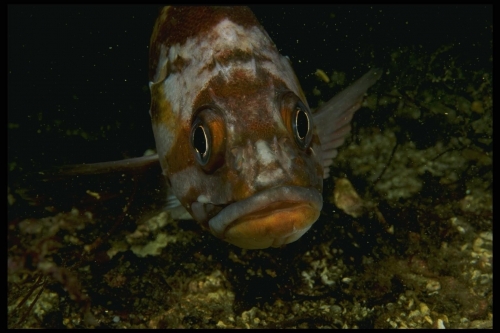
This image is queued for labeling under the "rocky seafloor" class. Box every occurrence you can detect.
[8,7,492,329]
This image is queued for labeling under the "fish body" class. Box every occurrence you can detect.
[147,6,381,249]
[46,6,380,249]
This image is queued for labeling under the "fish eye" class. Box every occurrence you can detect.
[190,108,226,173]
[293,104,311,145]
[192,123,210,165]
[292,102,312,149]
[281,93,313,150]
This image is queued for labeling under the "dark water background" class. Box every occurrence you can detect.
[8,5,491,170]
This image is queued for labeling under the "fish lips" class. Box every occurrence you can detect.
[208,186,323,249]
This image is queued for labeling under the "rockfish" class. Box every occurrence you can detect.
[58,6,381,249]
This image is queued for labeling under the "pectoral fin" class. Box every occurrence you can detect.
[313,68,382,178]
[57,154,161,176]
[14,155,165,220]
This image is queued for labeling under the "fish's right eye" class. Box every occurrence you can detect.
[192,122,210,165]
[190,109,226,174]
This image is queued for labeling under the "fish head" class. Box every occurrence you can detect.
[149,6,324,249]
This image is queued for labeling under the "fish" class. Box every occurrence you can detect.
[44,6,381,249]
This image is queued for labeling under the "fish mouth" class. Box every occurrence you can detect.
[208,186,323,249]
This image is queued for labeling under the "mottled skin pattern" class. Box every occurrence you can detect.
[148,6,378,249]
[148,6,325,248]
